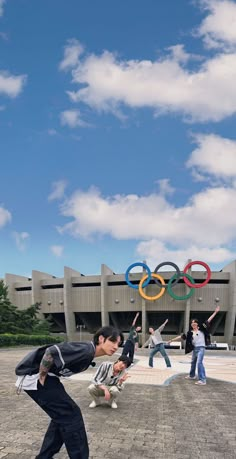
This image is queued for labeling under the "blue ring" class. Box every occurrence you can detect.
[125,262,152,290]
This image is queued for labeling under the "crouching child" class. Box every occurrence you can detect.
[88,355,131,409]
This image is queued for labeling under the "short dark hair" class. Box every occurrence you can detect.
[116,355,132,368]
[191,319,199,325]
[93,326,124,346]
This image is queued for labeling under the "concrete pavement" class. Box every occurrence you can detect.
[72,350,236,386]
[0,347,236,459]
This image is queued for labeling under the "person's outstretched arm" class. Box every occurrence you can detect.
[158,318,168,333]
[131,312,140,327]
[168,335,183,344]
[207,305,220,323]
[142,336,151,348]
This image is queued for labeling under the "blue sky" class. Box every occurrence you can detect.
[1,0,236,279]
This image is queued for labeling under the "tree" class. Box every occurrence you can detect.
[0,280,20,333]
[0,281,52,334]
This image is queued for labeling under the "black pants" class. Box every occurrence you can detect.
[122,339,134,362]
[25,376,89,459]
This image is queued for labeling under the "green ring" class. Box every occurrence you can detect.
[167,272,195,300]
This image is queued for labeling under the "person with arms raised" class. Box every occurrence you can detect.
[169,306,220,385]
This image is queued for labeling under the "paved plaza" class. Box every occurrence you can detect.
[0,347,236,459]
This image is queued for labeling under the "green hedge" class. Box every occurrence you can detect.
[0,333,64,347]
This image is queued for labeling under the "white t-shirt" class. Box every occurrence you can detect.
[15,372,58,391]
[192,330,205,347]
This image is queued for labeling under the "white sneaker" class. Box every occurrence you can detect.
[195,380,206,385]
[185,375,196,380]
[111,401,118,409]
[89,400,97,408]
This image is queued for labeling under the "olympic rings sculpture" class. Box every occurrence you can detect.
[125,260,211,301]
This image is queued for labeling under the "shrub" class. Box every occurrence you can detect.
[0,333,64,347]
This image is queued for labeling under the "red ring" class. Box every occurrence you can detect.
[183,261,211,288]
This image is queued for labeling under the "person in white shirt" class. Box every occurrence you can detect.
[142,319,171,368]
[88,355,131,409]
[169,306,220,385]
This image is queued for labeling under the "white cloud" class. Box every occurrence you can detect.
[48,180,67,202]
[0,205,11,227]
[136,240,235,272]
[50,245,64,257]
[186,133,236,182]
[0,0,5,17]
[59,39,84,71]
[156,179,175,196]
[59,3,236,123]
[60,44,236,122]
[60,109,88,128]
[166,44,192,64]
[57,184,236,252]
[12,231,30,251]
[0,71,27,98]
[55,130,236,266]
[197,0,236,50]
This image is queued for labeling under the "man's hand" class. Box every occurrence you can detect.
[39,375,46,386]
[165,319,169,324]
[215,305,220,314]
[119,374,131,384]
[104,388,111,401]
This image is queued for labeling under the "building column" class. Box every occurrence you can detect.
[183,260,192,334]
[64,267,78,341]
[184,301,191,334]
[32,270,54,320]
[101,264,113,326]
[223,261,236,344]
[141,298,146,346]
[141,261,147,345]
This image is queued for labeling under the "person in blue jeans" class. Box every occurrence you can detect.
[169,305,220,385]
[142,319,171,368]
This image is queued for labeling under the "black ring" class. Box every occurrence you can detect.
[154,261,181,289]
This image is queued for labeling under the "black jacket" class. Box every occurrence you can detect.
[15,341,95,377]
[182,321,211,354]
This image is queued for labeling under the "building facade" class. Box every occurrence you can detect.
[3,260,236,344]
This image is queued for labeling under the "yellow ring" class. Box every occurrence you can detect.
[139,273,166,301]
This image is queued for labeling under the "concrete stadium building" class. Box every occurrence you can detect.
[3,260,236,345]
